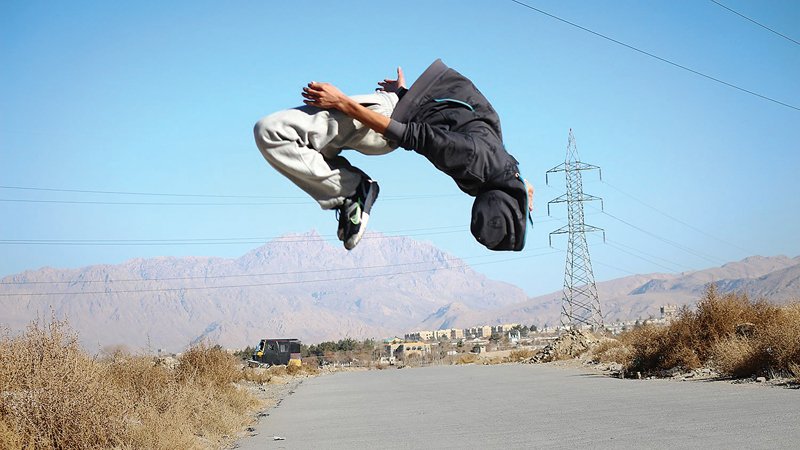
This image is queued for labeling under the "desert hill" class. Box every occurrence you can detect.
[466,255,800,328]
[2,232,798,351]
[0,231,527,351]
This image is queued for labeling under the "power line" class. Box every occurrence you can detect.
[709,0,800,46]
[509,0,800,112]
[0,226,469,246]
[588,204,724,266]
[602,181,757,255]
[606,237,691,272]
[0,250,561,297]
[0,196,460,206]
[604,239,686,274]
[1,249,555,285]
[0,185,295,200]
[0,216,566,246]
[590,258,637,276]
[0,198,310,206]
[0,185,460,201]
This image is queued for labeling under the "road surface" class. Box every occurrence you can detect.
[235,363,799,449]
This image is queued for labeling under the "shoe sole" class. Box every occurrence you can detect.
[344,181,379,250]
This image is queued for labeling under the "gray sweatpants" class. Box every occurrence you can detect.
[253,91,398,210]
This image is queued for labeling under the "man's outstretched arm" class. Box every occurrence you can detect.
[302,82,390,134]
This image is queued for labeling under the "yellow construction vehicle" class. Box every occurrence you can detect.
[250,338,302,368]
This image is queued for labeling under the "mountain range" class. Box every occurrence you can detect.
[1,231,798,352]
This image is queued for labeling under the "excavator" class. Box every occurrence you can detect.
[249,338,302,368]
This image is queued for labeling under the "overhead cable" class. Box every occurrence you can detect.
[509,0,800,112]
[0,249,552,285]
[602,180,757,255]
[588,205,724,266]
[0,185,460,201]
[709,0,800,46]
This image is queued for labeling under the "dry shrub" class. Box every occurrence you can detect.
[0,319,128,449]
[591,339,634,367]
[611,288,800,378]
[592,338,622,356]
[507,349,536,362]
[663,345,701,371]
[284,363,320,376]
[758,303,800,372]
[0,418,26,450]
[709,301,800,378]
[242,367,273,384]
[176,342,240,387]
[711,337,764,378]
[789,362,800,382]
[617,324,668,372]
[483,356,505,365]
[690,288,781,361]
[0,319,261,450]
[266,365,288,377]
[164,344,258,448]
[287,363,302,376]
[242,363,318,386]
[297,364,320,376]
[455,353,478,365]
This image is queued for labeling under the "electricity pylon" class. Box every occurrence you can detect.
[546,129,604,329]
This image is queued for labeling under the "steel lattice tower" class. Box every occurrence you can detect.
[546,129,605,329]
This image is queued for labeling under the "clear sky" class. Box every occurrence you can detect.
[2,0,799,297]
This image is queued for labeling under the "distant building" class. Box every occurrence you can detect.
[490,323,519,335]
[404,330,434,341]
[660,304,678,322]
[434,329,452,340]
[384,340,432,360]
[394,342,431,359]
[471,340,488,354]
[464,326,493,339]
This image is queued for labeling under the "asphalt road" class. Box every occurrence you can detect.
[236,364,800,449]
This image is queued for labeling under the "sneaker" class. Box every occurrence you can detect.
[336,178,379,250]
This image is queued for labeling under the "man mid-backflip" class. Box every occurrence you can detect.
[254,59,532,251]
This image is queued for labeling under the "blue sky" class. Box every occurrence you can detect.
[2,0,799,297]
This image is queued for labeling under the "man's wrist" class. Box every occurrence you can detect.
[336,96,357,114]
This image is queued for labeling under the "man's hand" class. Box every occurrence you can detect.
[524,179,535,212]
[302,82,348,109]
[302,80,391,134]
[377,67,406,93]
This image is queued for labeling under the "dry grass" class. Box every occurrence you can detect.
[0,319,128,449]
[455,353,479,365]
[789,362,800,382]
[591,339,634,367]
[506,349,536,362]
[176,342,241,387]
[242,363,319,385]
[0,319,262,450]
[606,288,800,378]
[710,336,763,378]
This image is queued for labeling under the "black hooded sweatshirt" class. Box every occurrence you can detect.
[383,59,529,251]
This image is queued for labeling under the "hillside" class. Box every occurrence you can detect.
[2,232,799,352]
[0,231,527,351]
[474,255,800,327]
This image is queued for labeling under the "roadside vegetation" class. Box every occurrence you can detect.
[593,287,800,380]
[0,319,299,450]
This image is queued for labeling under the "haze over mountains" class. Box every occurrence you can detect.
[2,231,798,352]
